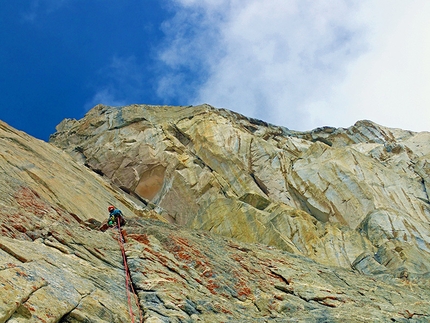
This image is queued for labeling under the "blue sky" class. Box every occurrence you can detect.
[1,1,429,141]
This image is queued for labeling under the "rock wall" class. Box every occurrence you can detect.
[0,120,141,322]
[1,104,430,322]
[50,104,430,277]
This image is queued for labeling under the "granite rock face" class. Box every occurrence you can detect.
[1,104,430,322]
[51,104,430,276]
[0,120,147,322]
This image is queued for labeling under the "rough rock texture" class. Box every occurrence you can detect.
[0,119,143,224]
[50,104,430,277]
[123,218,430,322]
[0,120,148,322]
[1,103,430,322]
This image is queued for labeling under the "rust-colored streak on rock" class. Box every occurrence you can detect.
[135,165,166,200]
[128,233,150,245]
[14,187,50,216]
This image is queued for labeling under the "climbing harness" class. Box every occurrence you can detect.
[116,218,144,323]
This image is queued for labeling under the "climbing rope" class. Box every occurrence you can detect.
[116,217,144,323]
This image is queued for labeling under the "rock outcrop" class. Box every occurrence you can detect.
[51,104,430,277]
[1,103,429,322]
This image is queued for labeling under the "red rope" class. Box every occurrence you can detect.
[116,217,144,323]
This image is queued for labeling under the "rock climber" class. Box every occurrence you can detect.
[107,205,126,227]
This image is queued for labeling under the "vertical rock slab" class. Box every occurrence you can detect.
[50,104,430,275]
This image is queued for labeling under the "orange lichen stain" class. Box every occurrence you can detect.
[274,293,286,301]
[16,271,28,278]
[213,303,232,314]
[202,267,213,278]
[167,235,213,274]
[176,251,192,261]
[206,279,220,295]
[235,281,252,298]
[222,308,233,314]
[235,260,263,278]
[165,277,179,283]
[231,269,253,299]
[161,234,225,293]
[14,187,50,216]
[1,225,16,239]
[128,233,150,245]
[144,247,169,266]
[173,236,191,247]
[12,224,27,233]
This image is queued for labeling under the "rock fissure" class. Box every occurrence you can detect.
[42,238,71,254]
[57,295,85,323]
[419,175,430,204]
[331,271,352,287]
[8,281,50,320]
[250,172,270,196]
[0,242,29,263]
[144,307,170,320]
[290,284,347,308]
[83,244,121,268]
[269,269,291,285]
[400,310,427,319]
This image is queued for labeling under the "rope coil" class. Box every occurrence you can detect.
[116,217,144,323]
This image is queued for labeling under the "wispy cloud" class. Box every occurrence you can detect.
[21,0,71,22]
[84,89,127,112]
[157,0,430,132]
[84,56,147,112]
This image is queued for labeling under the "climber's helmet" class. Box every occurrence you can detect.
[108,205,115,212]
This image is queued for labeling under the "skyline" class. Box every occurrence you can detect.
[1,1,429,141]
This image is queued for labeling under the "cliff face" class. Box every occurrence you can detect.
[1,105,430,322]
[0,119,144,322]
[51,104,430,276]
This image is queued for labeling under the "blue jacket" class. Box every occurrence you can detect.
[108,208,124,226]
[109,209,123,218]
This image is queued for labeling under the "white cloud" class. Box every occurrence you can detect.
[84,89,127,112]
[158,0,430,132]
[322,1,430,132]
